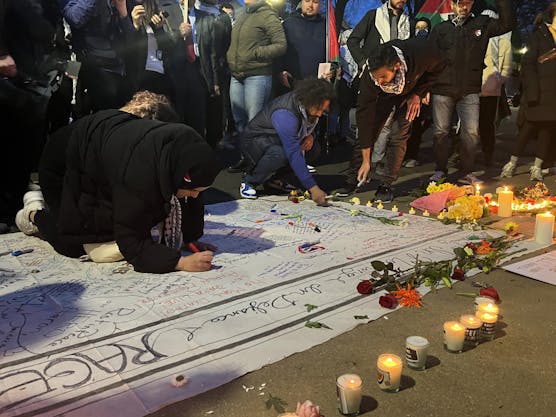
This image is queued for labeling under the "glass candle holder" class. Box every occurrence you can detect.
[460,314,483,347]
[443,321,465,353]
[477,311,498,341]
[336,374,362,416]
[405,336,429,370]
[377,354,403,392]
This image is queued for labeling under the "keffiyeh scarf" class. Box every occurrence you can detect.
[371,46,407,95]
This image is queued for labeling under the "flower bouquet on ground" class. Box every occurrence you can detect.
[505,182,556,214]
[410,181,479,217]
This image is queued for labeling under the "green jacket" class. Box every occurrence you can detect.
[226,1,286,80]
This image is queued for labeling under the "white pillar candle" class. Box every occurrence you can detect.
[405,336,429,371]
[477,311,498,341]
[497,187,513,217]
[336,374,362,415]
[534,211,554,245]
[476,301,499,316]
[377,354,403,392]
[460,314,483,347]
[443,321,465,353]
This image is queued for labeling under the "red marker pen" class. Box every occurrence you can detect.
[188,242,200,253]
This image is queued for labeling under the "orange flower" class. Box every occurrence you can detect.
[475,239,494,255]
[391,283,422,308]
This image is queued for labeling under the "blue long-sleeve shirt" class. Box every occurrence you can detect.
[58,0,97,28]
[270,109,316,190]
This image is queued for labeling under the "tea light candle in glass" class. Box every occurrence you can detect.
[476,301,499,316]
[336,374,362,415]
[477,311,498,341]
[443,321,465,353]
[377,354,403,392]
[460,314,483,347]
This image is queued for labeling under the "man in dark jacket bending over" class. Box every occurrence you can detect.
[354,38,446,202]
[239,78,333,206]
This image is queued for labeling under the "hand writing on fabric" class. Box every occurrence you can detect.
[191,241,217,252]
[151,12,166,29]
[310,185,328,207]
[131,6,146,30]
[0,54,17,78]
[177,252,214,272]
[405,94,421,122]
[180,22,192,38]
[357,160,371,184]
[301,134,314,152]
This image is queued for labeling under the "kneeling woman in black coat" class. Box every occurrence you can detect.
[17,108,221,273]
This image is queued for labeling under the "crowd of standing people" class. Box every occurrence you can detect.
[1,0,555,272]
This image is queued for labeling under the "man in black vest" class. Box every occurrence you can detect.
[239,79,333,206]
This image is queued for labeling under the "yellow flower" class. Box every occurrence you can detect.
[427,181,456,194]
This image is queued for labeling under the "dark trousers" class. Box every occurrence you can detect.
[169,59,206,135]
[405,107,432,161]
[75,63,131,117]
[0,79,46,224]
[242,136,320,186]
[479,96,499,160]
[137,70,173,102]
[512,119,556,165]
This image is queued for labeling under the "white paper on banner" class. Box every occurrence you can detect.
[503,249,556,285]
[0,200,538,417]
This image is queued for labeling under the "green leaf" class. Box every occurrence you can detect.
[265,394,287,413]
[456,292,479,298]
[305,320,332,330]
[354,315,369,320]
[464,247,474,256]
[304,304,318,312]
[386,262,394,271]
[441,276,452,289]
[371,260,386,271]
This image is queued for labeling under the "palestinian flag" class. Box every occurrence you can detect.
[327,0,340,62]
[416,0,452,28]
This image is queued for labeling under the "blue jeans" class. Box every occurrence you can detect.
[230,75,273,133]
[432,93,480,175]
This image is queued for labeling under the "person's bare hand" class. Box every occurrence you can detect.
[421,92,430,106]
[357,161,371,184]
[112,0,128,17]
[179,252,213,272]
[405,94,421,122]
[0,54,17,78]
[310,185,328,206]
[301,134,314,152]
[214,85,221,96]
[131,5,146,29]
[151,13,165,29]
[280,71,292,88]
[179,21,192,37]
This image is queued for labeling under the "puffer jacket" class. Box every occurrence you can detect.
[226,1,286,80]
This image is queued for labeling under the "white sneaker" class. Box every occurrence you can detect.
[239,182,257,199]
[458,173,484,185]
[15,191,45,235]
[306,165,317,173]
[529,166,543,182]
[500,161,516,178]
[403,159,419,168]
[429,171,446,182]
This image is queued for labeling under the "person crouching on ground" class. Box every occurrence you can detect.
[238,78,333,206]
[16,92,220,273]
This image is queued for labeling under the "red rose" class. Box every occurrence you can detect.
[489,205,498,214]
[292,197,299,203]
[379,294,398,309]
[356,280,373,294]
[480,287,500,303]
[451,268,465,281]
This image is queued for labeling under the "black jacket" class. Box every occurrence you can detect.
[357,38,446,149]
[428,0,516,98]
[196,9,232,94]
[519,24,556,122]
[281,12,326,80]
[347,7,412,68]
[53,110,218,273]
